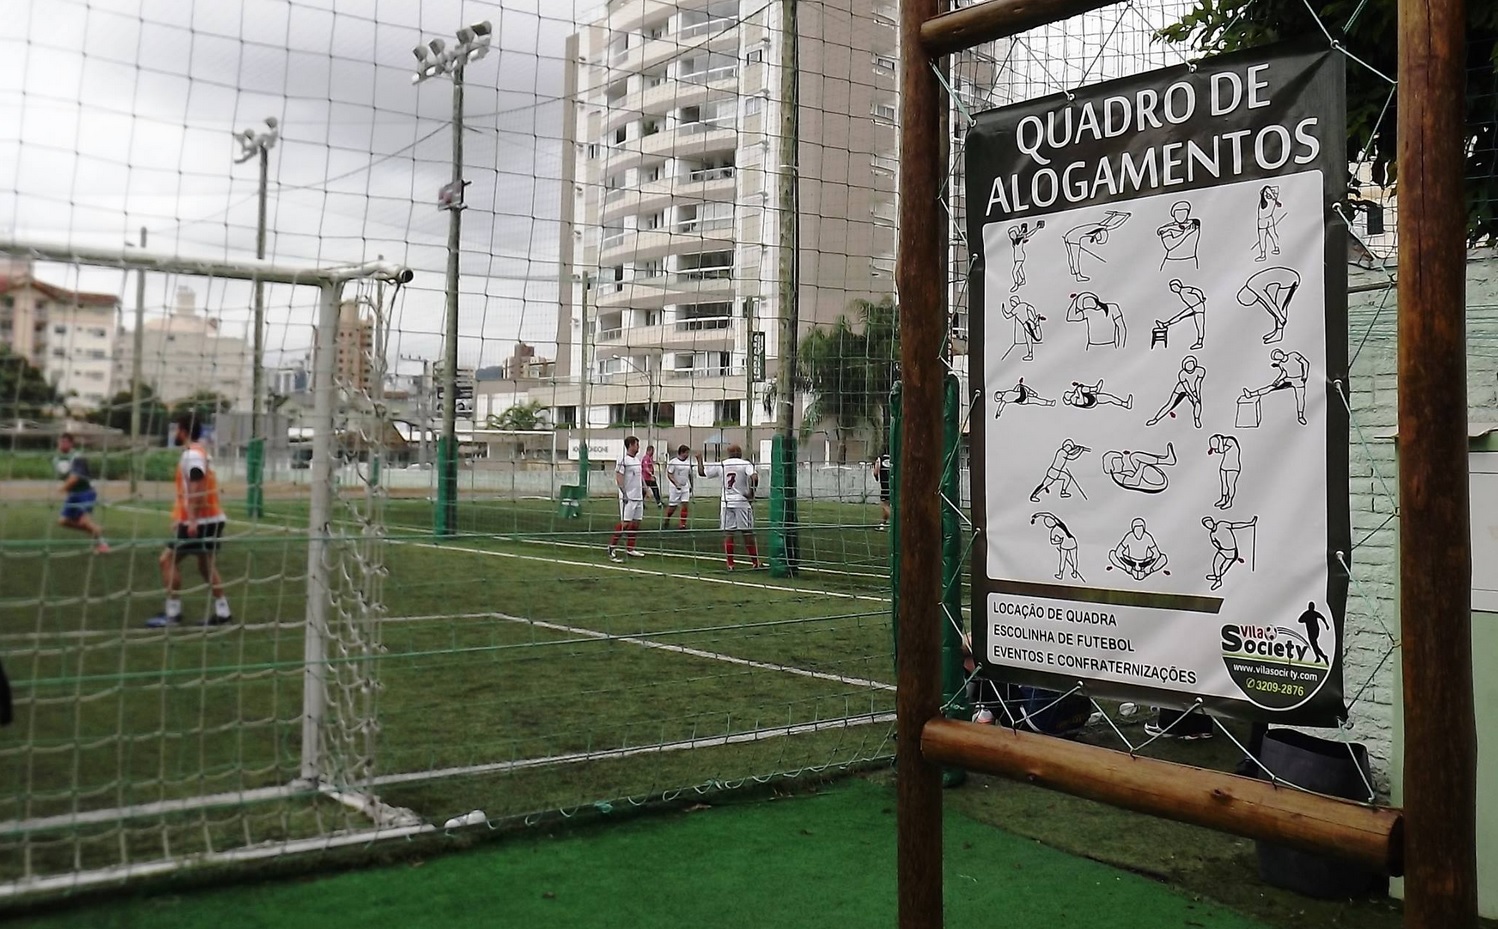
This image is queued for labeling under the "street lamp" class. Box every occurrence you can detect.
[611,354,658,452]
[235,116,279,519]
[413,20,493,536]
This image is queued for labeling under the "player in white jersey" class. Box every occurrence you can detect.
[608,435,646,561]
[696,444,761,570]
[662,444,694,530]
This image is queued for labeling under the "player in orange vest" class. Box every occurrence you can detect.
[146,413,232,627]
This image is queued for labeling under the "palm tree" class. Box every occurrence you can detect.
[486,400,548,431]
[796,296,898,462]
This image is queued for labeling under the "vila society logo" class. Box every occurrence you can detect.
[1219,602,1334,711]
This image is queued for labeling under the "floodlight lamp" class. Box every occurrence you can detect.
[413,44,430,63]
[428,38,446,58]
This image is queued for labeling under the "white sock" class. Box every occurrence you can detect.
[214,597,231,618]
[165,598,182,619]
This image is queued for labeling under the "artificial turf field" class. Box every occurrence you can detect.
[7,778,1271,929]
[0,486,897,889]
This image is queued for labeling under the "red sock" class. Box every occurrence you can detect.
[724,536,735,568]
[627,523,638,550]
[610,523,623,546]
[745,535,760,566]
[680,504,689,528]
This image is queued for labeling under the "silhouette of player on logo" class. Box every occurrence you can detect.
[1297,602,1331,664]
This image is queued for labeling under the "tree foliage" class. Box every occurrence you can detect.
[0,347,61,421]
[169,390,233,425]
[796,296,898,462]
[1159,0,1498,245]
[486,399,549,431]
[87,383,170,436]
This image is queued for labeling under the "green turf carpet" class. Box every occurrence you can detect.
[11,780,1268,929]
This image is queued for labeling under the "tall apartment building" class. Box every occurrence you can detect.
[0,259,119,412]
[334,299,376,395]
[113,285,252,413]
[553,0,899,459]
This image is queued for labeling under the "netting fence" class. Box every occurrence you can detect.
[1,0,1493,906]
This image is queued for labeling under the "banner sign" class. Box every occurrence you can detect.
[965,46,1349,724]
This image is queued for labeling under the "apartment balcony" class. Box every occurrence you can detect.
[593,271,735,312]
[598,220,735,265]
[600,168,736,225]
[605,0,675,37]
[595,318,738,352]
[631,66,741,123]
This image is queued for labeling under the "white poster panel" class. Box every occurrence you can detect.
[965,47,1348,723]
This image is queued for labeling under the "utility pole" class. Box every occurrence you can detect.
[578,272,591,483]
[414,20,492,536]
[235,116,279,519]
[1397,0,1478,920]
[770,0,801,577]
[399,354,432,468]
[129,226,146,498]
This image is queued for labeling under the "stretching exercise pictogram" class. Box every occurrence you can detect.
[1154,279,1206,350]
[1102,443,1176,494]
[1156,200,1201,269]
[1107,518,1170,580]
[1001,295,1044,361]
[1062,210,1131,281]
[993,379,1055,419]
[1008,220,1044,291]
[1240,348,1309,425]
[1031,511,1083,581]
[1254,185,1285,262]
[1238,266,1300,345]
[1029,439,1089,503]
[1207,433,1242,509]
[1146,355,1206,428]
[1062,378,1131,410]
[1065,291,1126,349]
[1202,515,1257,590]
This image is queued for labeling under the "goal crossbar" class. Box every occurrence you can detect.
[0,237,414,287]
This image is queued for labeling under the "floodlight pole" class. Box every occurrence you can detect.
[614,354,657,451]
[1396,0,1478,920]
[129,226,146,498]
[414,21,492,536]
[236,117,279,520]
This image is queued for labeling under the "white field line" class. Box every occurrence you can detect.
[391,538,891,604]
[381,516,890,582]
[363,711,897,789]
[492,612,895,694]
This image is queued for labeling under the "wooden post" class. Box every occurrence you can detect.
[1397,0,1478,921]
[896,0,946,926]
[919,0,1118,56]
[922,719,1404,874]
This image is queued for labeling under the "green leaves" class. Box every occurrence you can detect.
[1161,0,1497,245]
[796,296,898,462]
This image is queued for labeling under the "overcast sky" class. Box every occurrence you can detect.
[0,0,602,375]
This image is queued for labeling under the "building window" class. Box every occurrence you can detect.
[871,102,897,123]
[53,324,67,335]
[677,302,733,331]
[714,399,741,426]
[746,48,765,64]
[873,54,897,73]
[52,348,66,358]
[555,406,577,427]
[745,96,763,116]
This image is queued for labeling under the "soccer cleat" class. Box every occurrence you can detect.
[145,614,181,628]
[972,708,996,725]
[93,541,111,554]
[203,614,234,627]
[626,549,645,558]
[607,546,622,562]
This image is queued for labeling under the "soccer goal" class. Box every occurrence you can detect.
[0,238,416,896]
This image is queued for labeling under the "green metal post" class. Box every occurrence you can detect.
[435,436,458,536]
[246,439,265,518]
[940,372,967,720]
[769,433,800,577]
[889,381,902,665]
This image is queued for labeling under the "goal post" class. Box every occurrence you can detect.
[0,237,413,893]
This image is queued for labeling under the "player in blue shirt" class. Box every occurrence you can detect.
[55,433,109,553]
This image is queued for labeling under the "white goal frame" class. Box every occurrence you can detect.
[0,237,415,896]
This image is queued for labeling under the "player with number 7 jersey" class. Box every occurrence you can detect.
[695,444,761,571]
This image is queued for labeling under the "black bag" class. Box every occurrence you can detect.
[0,657,12,726]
